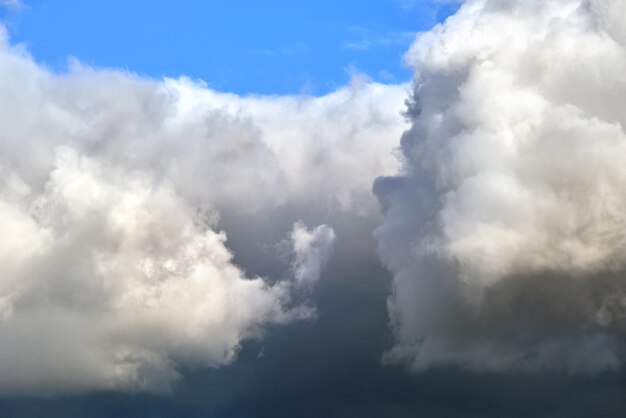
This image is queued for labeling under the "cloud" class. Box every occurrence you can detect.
[343,29,416,51]
[0,28,407,394]
[375,0,626,373]
[290,222,335,288]
[0,0,22,9]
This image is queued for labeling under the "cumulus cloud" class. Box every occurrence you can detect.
[0,27,406,394]
[375,0,626,373]
[290,222,336,289]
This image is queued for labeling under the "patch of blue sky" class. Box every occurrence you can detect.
[1,0,460,95]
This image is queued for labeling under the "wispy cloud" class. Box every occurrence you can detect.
[248,42,309,57]
[0,0,22,9]
[342,28,415,51]
[395,0,463,12]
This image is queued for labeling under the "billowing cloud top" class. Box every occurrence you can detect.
[376,0,626,373]
[0,26,407,394]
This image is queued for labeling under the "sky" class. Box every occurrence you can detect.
[4,1,626,417]
[0,0,459,94]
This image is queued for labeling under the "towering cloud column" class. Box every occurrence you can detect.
[375,0,626,373]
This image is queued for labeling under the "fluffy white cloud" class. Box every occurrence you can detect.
[375,0,626,373]
[0,27,406,394]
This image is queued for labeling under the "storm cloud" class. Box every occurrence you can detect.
[375,0,626,373]
[3,0,626,415]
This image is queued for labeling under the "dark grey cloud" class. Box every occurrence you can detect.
[2,243,626,417]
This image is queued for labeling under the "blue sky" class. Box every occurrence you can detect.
[1,0,458,95]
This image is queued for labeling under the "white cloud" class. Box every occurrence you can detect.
[375,0,626,373]
[0,28,407,394]
[290,222,336,288]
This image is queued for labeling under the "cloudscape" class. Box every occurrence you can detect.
[2,0,626,417]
